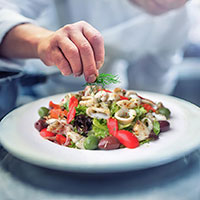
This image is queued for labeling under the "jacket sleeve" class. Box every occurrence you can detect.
[0,0,48,44]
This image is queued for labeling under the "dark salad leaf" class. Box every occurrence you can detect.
[73,114,92,136]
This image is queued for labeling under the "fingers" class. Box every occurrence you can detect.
[57,37,82,77]
[61,21,104,82]
[69,31,98,83]
[38,21,105,83]
[83,24,105,70]
[51,47,72,75]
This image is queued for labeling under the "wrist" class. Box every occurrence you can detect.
[26,24,54,58]
[0,23,54,58]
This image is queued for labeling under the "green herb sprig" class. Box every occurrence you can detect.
[84,73,120,88]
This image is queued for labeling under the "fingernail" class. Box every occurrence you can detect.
[74,72,82,77]
[96,61,103,69]
[61,71,72,76]
[87,74,96,83]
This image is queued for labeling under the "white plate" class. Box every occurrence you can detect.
[0,91,200,173]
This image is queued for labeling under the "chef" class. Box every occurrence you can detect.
[0,0,189,96]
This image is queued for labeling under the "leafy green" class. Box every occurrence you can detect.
[38,107,49,118]
[75,105,87,115]
[158,107,171,119]
[139,138,151,145]
[110,102,120,116]
[63,100,69,111]
[134,106,147,121]
[68,141,76,148]
[92,125,109,138]
[92,118,109,138]
[93,118,108,131]
[84,73,120,88]
[153,120,160,135]
[118,123,132,130]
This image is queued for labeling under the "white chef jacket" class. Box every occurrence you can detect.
[0,0,189,94]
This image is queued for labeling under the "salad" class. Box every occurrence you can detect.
[34,86,171,150]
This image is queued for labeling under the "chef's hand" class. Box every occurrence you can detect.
[37,21,104,83]
[0,21,104,83]
[129,0,187,15]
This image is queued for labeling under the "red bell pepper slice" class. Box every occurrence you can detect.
[115,130,139,149]
[50,108,62,119]
[40,128,55,138]
[119,95,129,100]
[68,96,78,110]
[50,108,68,119]
[107,118,118,136]
[67,106,76,124]
[49,101,60,109]
[98,89,112,93]
[103,89,112,93]
[56,134,66,145]
[141,103,156,112]
[67,96,78,124]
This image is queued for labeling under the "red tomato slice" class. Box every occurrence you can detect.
[116,130,139,149]
[141,103,156,112]
[56,134,66,145]
[119,95,129,100]
[107,118,118,136]
[40,128,55,138]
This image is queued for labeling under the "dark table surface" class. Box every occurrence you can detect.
[0,144,200,200]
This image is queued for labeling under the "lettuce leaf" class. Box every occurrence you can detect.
[92,118,109,138]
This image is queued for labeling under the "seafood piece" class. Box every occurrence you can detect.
[117,98,141,109]
[153,113,167,121]
[141,98,156,107]
[47,120,72,134]
[95,90,109,102]
[141,117,153,131]
[79,96,96,107]
[125,91,139,99]
[146,112,167,121]
[61,93,75,105]
[76,137,86,149]
[67,131,86,149]
[114,108,136,125]
[86,107,110,119]
[113,87,123,95]
[67,131,83,143]
[84,86,101,96]
[133,120,151,141]
[107,92,120,101]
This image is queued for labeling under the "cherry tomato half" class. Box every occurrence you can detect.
[40,128,55,138]
[116,130,139,149]
[56,134,66,145]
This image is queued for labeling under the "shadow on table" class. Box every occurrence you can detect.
[1,148,200,197]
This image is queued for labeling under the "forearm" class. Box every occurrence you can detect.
[0,21,104,83]
[0,23,53,58]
